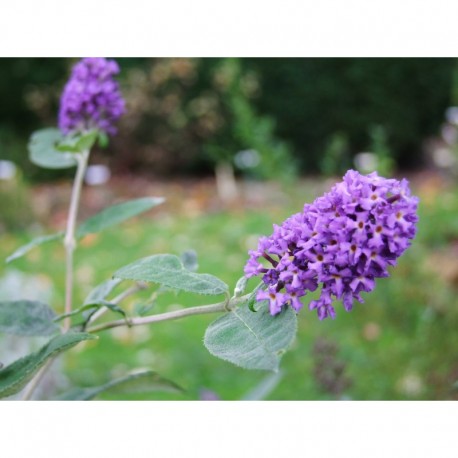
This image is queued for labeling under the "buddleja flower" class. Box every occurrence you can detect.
[58,57,125,136]
[244,170,419,320]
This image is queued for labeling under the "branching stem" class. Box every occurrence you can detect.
[87,293,250,334]
[87,282,148,325]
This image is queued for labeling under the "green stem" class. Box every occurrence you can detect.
[87,294,250,334]
[22,149,89,401]
[63,150,89,331]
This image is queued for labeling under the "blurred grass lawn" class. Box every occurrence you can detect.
[1,176,458,400]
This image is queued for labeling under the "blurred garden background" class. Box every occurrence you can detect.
[1,58,458,400]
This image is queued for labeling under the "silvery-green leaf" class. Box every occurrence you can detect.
[6,232,64,263]
[84,278,122,305]
[28,128,78,169]
[57,369,183,400]
[114,254,228,296]
[0,332,97,398]
[54,302,105,322]
[204,301,297,371]
[0,300,59,336]
[76,197,165,238]
[87,301,126,320]
[79,278,124,321]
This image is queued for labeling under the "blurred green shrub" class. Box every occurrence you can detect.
[0,58,455,178]
[367,125,396,175]
[204,59,296,181]
[110,58,295,180]
[0,165,34,232]
[319,132,351,176]
[353,125,395,176]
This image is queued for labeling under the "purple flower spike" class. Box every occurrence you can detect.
[58,57,125,136]
[244,170,419,319]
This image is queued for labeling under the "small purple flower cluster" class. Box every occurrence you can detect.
[58,58,125,136]
[244,170,419,319]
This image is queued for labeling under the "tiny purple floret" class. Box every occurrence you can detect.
[244,170,419,319]
[58,57,125,136]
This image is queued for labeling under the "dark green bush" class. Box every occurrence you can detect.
[245,58,455,171]
[0,58,455,179]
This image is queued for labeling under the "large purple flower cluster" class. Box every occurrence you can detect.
[244,170,419,319]
[58,58,125,136]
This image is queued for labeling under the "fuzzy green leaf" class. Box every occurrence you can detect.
[54,302,105,323]
[76,197,165,238]
[84,278,122,305]
[0,332,97,398]
[114,254,229,296]
[57,369,183,400]
[6,232,64,263]
[0,300,59,336]
[204,301,297,371]
[28,128,78,169]
[88,301,126,319]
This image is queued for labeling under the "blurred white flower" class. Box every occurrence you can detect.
[84,164,110,186]
[0,160,17,180]
[445,106,458,125]
[234,149,261,170]
[354,152,378,173]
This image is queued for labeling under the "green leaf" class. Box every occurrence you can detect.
[0,332,97,398]
[204,301,297,371]
[0,300,59,336]
[247,282,265,312]
[54,302,104,323]
[75,130,98,151]
[79,278,123,323]
[28,128,78,169]
[55,137,81,153]
[57,369,183,400]
[114,254,229,296]
[55,303,126,328]
[76,197,165,238]
[55,131,98,153]
[89,301,127,320]
[83,278,122,305]
[54,144,79,153]
[6,232,64,263]
[98,131,109,148]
